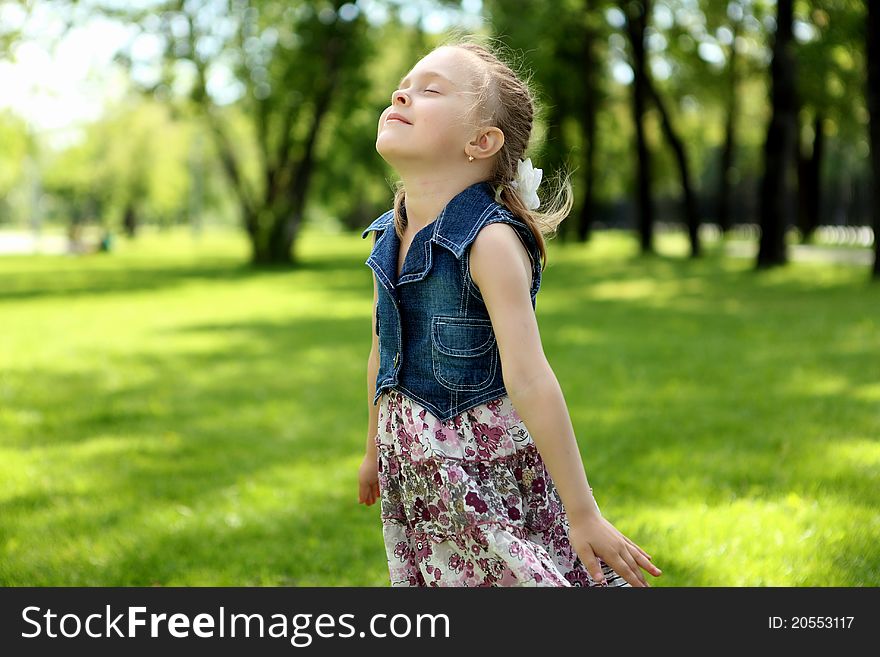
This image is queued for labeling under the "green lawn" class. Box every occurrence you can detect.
[1,225,877,586]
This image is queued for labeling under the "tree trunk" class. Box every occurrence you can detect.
[797,114,824,244]
[623,0,654,254]
[757,0,797,269]
[577,0,601,243]
[645,78,701,257]
[718,18,740,234]
[255,34,345,266]
[867,0,880,278]
[123,202,138,238]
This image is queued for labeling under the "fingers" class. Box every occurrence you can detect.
[617,549,649,587]
[623,535,652,561]
[358,481,382,506]
[579,544,607,586]
[632,547,662,577]
[358,483,373,506]
[622,537,662,577]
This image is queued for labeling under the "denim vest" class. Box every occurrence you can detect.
[361,180,543,422]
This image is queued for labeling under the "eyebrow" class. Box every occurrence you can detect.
[398,71,457,88]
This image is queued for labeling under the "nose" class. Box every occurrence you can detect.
[392,90,408,106]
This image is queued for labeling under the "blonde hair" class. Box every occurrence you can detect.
[389,35,573,272]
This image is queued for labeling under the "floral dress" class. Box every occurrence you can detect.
[375,388,631,587]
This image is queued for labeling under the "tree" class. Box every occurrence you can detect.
[757,0,797,268]
[116,0,372,265]
[795,1,866,245]
[621,0,656,254]
[708,0,746,234]
[867,0,880,278]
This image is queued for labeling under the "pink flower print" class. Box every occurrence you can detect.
[486,397,503,413]
[566,568,589,587]
[412,497,431,522]
[506,505,521,521]
[465,491,488,514]
[509,541,523,560]
[535,508,554,530]
[393,541,412,563]
[396,425,415,451]
[448,553,464,573]
[447,466,462,485]
[414,534,432,561]
[409,441,426,460]
[531,476,546,494]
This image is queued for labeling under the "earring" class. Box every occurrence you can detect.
[468,155,474,162]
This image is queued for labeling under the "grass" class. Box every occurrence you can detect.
[0,224,877,586]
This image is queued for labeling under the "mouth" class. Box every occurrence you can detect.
[385,113,412,125]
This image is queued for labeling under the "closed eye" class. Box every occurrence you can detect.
[425,88,441,94]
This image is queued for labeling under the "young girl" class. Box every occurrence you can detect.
[357,38,662,588]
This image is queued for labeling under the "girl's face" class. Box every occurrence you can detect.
[376,47,482,170]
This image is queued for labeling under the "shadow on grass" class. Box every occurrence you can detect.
[0,253,361,302]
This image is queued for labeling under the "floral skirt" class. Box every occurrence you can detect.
[375,388,631,587]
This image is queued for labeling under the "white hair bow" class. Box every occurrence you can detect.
[508,158,542,210]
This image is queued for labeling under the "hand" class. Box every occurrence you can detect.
[568,513,662,587]
[358,452,380,506]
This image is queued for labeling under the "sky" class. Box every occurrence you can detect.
[0,2,136,148]
[0,0,484,149]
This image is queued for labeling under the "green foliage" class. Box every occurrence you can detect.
[40,96,215,228]
[0,0,873,238]
[0,110,34,223]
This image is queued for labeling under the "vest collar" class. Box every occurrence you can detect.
[361,181,506,257]
[362,181,514,290]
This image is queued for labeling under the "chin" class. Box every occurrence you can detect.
[375,140,411,166]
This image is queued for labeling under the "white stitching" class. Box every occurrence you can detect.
[443,384,508,420]
[431,340,498,391]
[432,317,495,354]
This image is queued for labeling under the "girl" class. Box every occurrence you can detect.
[357,37,662,588]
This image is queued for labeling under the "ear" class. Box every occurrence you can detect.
[467,127,504,161]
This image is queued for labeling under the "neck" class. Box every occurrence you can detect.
[398,170,490,231]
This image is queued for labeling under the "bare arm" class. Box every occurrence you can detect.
[358,257,382,507]
[470,223,660,587]
[366,237,380,458]
[469,223,600,521]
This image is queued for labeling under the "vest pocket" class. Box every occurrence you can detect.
[431,315,497,391]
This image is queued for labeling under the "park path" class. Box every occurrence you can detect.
[723,241,873,266]
[0,228,874,265]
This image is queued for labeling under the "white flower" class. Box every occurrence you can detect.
[509,158,543,210]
